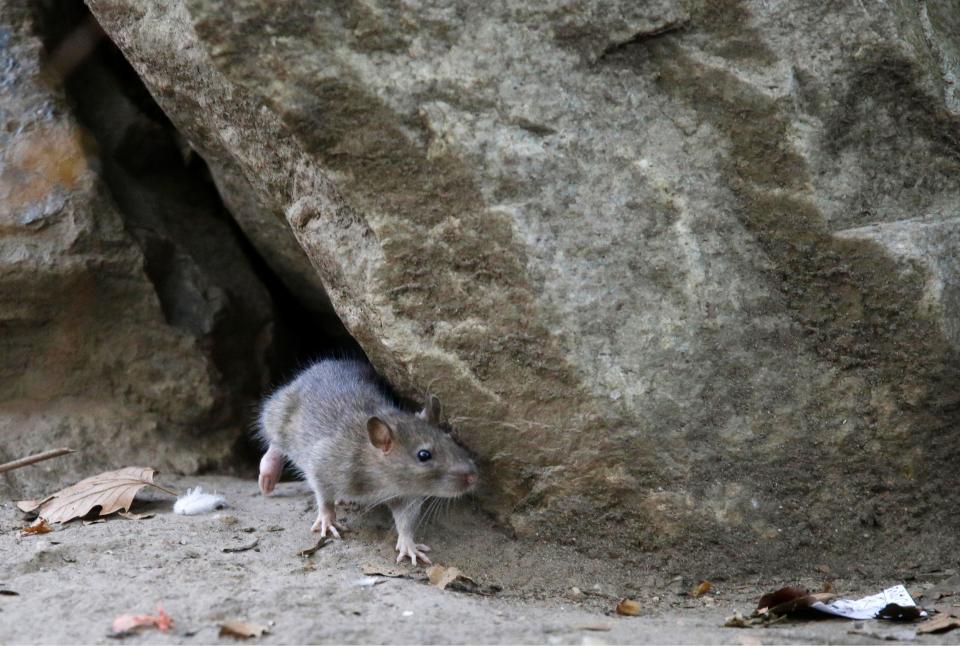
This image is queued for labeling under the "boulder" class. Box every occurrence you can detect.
[84,0,960,568]
[0,2,274,492]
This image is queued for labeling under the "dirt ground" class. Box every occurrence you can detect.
[0,475,956,645]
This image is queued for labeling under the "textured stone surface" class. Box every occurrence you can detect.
[0,2,274,492]
[84,0,960,568]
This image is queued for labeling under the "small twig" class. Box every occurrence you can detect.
[0,448,75,474]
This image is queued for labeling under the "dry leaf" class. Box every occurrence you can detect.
[219,619,267,639]
[724,610,785,628]
[425,565,499,595]
[724,611,750,628]
[19,467,174,524]
[118,511,154,521]
[615,598,640,616]
[83,519,107,526]
[223,537,259,553]
[111,604,172,634]
[361,564,413,578]
[917,613,960,634]
[17,496,53,513]
[692,581,712,598]
[427,565,470,591]
[298,537,328,557]
[757,586,808,613]
[753,586,836,618]
[21,519,52,535]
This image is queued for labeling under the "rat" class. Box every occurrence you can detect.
[256,358,478,564]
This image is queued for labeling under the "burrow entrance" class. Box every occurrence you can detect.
[32,0,366,472]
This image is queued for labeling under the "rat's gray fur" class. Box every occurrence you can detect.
[257,358,477,562]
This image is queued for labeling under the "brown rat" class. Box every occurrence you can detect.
[257,358,478,564]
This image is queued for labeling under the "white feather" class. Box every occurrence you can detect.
[173,486,227,515]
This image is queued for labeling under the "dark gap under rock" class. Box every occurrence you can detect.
[31,0,365,471]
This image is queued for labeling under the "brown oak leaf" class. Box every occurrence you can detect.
[17,467,174,524]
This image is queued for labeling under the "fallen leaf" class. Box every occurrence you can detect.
[757,586,809,613]
[361,563,413,578]
[917,612,960,634]
[298,537,328,557]
[17,496,53,513]
[692,581,712,598]
[111,604,172,635]
[615,598,640,616]
[118,511,154,521]
[219,619,267,639]
[425,564,498,594]
[756,586,834,616]
[877,603,923,622]
[723,610,785,629]
[724,611,750,628]
[18,467,175,524]
[83,519,107,526]
[21,519,52,535]
[427,564,465,591]
[223,537,259,553]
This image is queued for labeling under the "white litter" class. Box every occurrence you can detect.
[173,486,227,515]
[811,585,926,620]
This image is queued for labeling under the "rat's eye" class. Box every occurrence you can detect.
[417,449,432,462]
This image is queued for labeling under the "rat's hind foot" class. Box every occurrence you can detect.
[310,503,343,538]
[396,536,431,565]
[258,446,285,495]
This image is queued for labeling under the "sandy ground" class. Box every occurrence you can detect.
[0,475,956,645]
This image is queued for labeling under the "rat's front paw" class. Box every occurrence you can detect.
[395,537,431,565]
[310,510,344,538]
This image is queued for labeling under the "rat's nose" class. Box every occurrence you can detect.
[458,471,478,490]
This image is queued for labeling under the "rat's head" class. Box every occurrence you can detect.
[366,395,478,498]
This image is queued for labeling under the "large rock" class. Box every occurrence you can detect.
[0,2,274,492]
[85,0,960,569]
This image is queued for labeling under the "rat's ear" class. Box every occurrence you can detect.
[417,395,442,425]
[367,416,394,453]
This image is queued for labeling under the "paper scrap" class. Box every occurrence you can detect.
[811,585,927,620]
